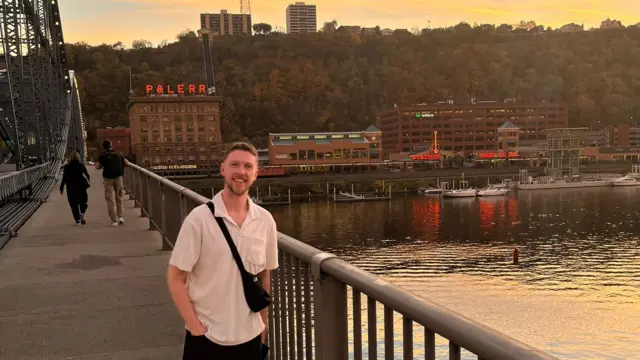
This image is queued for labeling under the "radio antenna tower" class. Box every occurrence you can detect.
[240,0,251,14]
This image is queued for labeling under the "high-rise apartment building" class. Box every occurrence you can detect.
[200,10,252,36]
[286,2,317,34]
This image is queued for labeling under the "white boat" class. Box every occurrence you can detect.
[612,175,640,186]
[477,186,510,196]
[517,175,613,190]
[418,187,443,195]
[442,188,477,198]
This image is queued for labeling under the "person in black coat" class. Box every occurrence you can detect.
[60,150,91,225]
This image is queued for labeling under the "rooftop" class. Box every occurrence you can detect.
[498,121,519,129]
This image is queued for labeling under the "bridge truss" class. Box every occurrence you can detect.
[0,0,83,170]
[1,1,85,249]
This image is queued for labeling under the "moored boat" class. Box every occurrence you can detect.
[442,188,477,198]
[612,175,640,186]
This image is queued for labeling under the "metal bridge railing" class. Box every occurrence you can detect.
[123,163,558,360]
[0,163,50,204]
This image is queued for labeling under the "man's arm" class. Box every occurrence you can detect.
[260,219,279,343]
[258,269,271,343]
[167,265,207,335]
[167,208,207,335]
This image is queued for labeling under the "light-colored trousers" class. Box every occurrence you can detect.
[103,176,124,222]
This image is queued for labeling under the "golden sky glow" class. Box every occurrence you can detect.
[59,0,639,46]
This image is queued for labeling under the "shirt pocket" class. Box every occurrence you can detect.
[241,235,267,272]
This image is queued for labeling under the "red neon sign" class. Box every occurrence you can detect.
[479,151,518,159]
[145,84,207,95]
[410,154,441,161]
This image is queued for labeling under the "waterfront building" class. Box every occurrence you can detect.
[127,83,223,172]
[377,100,568,159]
[268,125,382,165]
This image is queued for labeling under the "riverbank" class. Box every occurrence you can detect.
[179,163,632,200]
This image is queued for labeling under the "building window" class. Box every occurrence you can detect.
[308,150,315,160]
[298,150,306,160]
[140,116,147,123]
[176,135,182,142]
[198,115,205,122]
[187,125,194,132]
[175,125,182,132]
[289,153,297,160]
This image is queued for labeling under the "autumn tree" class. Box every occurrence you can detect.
[253,23,273,35]
[65,26,640,145]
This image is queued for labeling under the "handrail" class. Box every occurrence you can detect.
[0,163,51,203]
[122,162,559,360]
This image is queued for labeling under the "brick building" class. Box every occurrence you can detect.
[128,84,223,171]
[377,101,568,158]
[96,127,131,157]
[268,125,382,165]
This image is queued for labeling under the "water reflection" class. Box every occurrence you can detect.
[269,187,640,359]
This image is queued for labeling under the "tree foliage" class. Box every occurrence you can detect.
[65,25,640,147]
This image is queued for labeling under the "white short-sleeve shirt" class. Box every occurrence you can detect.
[169,191,279,345]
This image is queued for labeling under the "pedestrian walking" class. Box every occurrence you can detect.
[167,142,278,360]
[94,139,129,227]
[60,150,90,225]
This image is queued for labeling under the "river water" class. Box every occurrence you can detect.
[268,187,640,360]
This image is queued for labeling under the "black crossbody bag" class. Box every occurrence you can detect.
[206,202,271,313]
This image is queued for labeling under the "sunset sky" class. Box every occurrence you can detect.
[59,0,638,46]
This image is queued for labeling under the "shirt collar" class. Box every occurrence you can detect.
[212,190,260,221]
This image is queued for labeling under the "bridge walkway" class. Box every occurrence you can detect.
[0,167,183,360]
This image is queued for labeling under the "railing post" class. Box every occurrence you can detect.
[311,253,348,360]
[147,179,156,230]
[132,170,140,208]
[160,182,170,250]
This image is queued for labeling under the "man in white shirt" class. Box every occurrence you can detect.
[167,142,278,359]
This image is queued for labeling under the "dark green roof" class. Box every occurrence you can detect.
[498,121,519,129]
[364,125,381,132]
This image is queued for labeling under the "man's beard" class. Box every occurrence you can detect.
[225,179,250,196]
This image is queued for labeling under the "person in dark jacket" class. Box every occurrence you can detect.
[60,150,91,225]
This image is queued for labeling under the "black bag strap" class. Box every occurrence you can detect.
[206,201,249,275]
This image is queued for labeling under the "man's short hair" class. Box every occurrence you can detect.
[222,142,258,161]
[102,140,112,150]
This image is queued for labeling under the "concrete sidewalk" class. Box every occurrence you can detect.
[0,168,183,360]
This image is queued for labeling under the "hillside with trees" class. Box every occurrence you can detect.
[65,24,640,147]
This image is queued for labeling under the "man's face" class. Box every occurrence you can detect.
[220,150,258,196]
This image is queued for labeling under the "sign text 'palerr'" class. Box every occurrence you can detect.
[145,84,207,95]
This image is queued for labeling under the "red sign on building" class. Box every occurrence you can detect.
[478,151,518,159]
[145,84,207,95]
[410,153,441,161]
